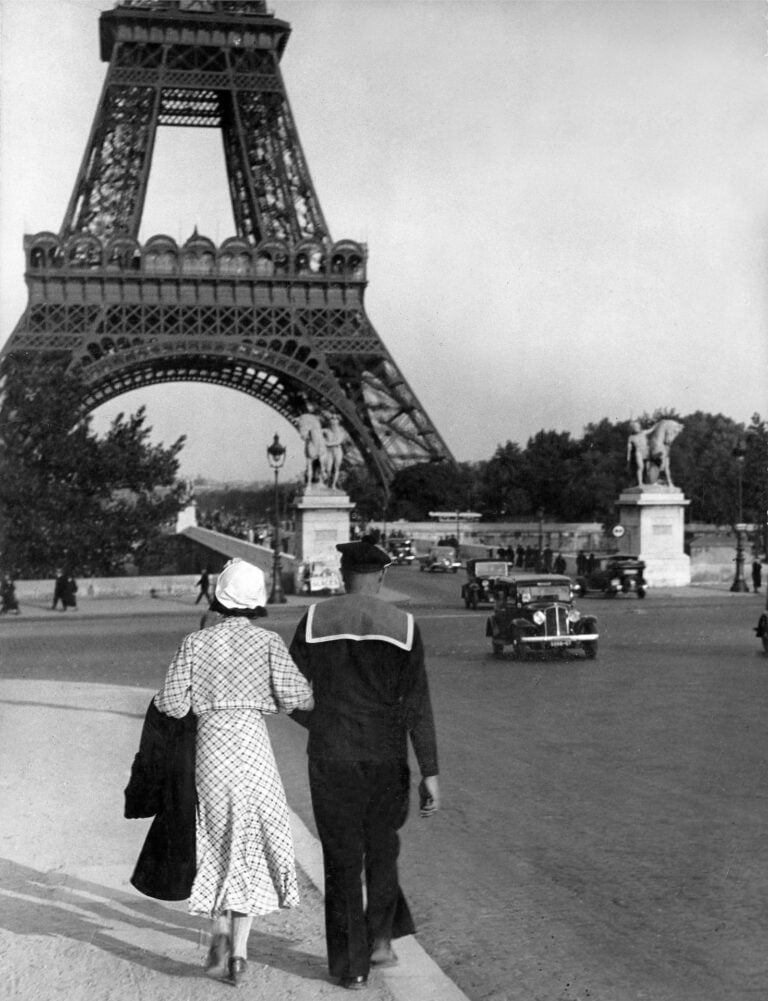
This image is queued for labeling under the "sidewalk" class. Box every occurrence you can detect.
[0,599,465,1001]
[4,584,413,622]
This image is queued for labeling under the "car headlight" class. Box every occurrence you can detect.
[611,577,620,587]
[568,609,581,623]
[521,591,531,603]
[533,610,545,625]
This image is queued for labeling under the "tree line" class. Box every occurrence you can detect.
[346,411,768,530]
[1,358,765,578]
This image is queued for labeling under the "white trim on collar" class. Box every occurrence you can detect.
[305,603,415,651]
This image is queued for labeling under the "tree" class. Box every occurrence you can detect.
[671,412,743,524]
[388,461,474,521]
[341,464,389,524]
[477,442,530,518]
[519,429,580,520]
[0,359,187,576]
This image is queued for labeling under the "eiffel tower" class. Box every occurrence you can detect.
[0,0,453,486]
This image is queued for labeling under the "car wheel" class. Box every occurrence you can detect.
[511,636,526,660]
[464,596,471,609]
[637,587,646,599]
[492,640,505,659]
[469,593,478,610]
[583,640,598,659]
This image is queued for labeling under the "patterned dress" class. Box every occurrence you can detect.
[154,617,312,918]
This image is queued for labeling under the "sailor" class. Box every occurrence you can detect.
[289,540,440,990]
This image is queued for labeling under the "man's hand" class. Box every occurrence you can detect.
[418,775,440,818]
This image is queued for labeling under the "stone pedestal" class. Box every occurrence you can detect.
[294,485,355,595]
[617,486,691,587]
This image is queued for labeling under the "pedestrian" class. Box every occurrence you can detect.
[195,567,211,606]
[51,569,66,610]
[0,574,20,614]
[288,540,440,990]
[152,558,314,986]
[753,558,763,593]
[62,571,78,610]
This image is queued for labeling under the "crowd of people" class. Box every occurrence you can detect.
[493,545,567,574]
[197,509,269,545]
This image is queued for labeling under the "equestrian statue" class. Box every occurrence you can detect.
[627,418,683,487]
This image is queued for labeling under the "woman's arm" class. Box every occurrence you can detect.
[154,636,193,718]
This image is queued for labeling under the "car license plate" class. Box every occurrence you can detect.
[550,639,569,647]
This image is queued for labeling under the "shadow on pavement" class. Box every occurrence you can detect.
[0,859,326,983]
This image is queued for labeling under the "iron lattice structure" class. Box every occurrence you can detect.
[1,0,453,486]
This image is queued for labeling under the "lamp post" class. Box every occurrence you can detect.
[730,436,749,593]
[266,433,287,604]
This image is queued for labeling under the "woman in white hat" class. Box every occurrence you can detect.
[154,558,314,986]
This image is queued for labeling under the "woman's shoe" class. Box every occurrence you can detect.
[227,957,248,987]
[205,933,231,979]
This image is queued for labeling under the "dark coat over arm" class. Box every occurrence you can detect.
[124,699,197,901]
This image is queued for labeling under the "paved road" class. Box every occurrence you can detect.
[2,572,767,1001]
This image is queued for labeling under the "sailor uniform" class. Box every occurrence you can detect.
[290,592,438,981]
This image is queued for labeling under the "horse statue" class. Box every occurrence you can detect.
[298,411,327,485]
[628,418,683,487]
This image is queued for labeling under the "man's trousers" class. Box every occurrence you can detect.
[308,758,416,980]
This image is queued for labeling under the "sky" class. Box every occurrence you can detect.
[1,0,767,484]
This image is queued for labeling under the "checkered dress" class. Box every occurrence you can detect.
[154,618,313,918]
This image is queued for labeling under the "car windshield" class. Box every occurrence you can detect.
[471,561,508,577]
[518,584,571,603]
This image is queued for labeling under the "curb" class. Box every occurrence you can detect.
[289,811,470,1001]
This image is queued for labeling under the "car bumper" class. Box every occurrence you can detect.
[520,633,599,645]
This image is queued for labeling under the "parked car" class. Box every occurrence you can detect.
[574,555,646,598]
[387,538,416,565]
[419,545,461,573]
[461,559,514,608]
[485,573,598,659]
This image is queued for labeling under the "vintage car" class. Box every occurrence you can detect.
[461,559,514,608]
[574,555,646,598]
[486,573,598,659]
[419,545,461,573]
[386,538,416,565]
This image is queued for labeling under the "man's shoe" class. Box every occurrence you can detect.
[339,974,368,989]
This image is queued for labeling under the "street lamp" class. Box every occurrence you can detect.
[266,433,287,604]
[730,436,749,593]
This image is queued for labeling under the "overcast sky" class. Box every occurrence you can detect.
[1,0,767,483]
